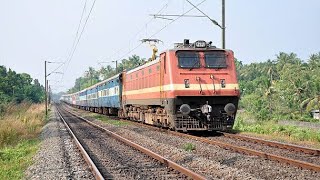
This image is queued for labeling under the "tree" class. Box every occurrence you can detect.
[67,55,146,93]
[238,52,320,121]
[0,66,44,106]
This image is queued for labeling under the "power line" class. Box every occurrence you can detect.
[149,0,207,38]
[105,1,171,63]
[47,62,65,76]
[60,0,97,83]
[113,0,207,63]
[185,0,222,28]
[67,0,88,60]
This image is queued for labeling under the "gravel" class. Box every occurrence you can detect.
[24,107,94,180]
[65,104,320,180]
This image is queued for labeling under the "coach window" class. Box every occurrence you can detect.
[136,73,138,78]
[204,51,227,68]
[156,65,160,71]
[177,51,200,69]
[149,68,152,74]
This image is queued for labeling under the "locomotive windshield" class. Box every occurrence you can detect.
[204,51,227,68]
[177,52,200,69]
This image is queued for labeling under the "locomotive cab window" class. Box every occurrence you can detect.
[204,51,227,68]
[177,52,200,69]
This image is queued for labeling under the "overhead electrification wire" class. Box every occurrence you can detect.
[103,1,171,64]
[60,0,97,83]
[68,0,88,60]
[113,0,207,63]
[56,0,87,87]
[186,0,222,28]
[47,62,65,76]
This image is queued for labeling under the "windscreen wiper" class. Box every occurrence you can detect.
[189,60,200,71]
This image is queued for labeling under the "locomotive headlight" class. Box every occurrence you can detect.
[180,104,191,115]
[224,103,236,115]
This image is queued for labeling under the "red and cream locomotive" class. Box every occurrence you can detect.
[120,39,240,131]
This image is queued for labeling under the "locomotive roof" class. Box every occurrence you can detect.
[126,58,160,74]
[90,73,121,88]
[63,73,121,97]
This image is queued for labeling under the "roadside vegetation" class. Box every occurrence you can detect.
[0,65,45,179]
[236,52,320,121]
[0,103,45,179]
[235,52,320,144]
[234,113,320,147]
[0,65,44,116]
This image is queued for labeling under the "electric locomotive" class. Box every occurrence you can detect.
[120,39,240,131]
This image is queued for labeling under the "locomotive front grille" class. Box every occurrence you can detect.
[175,116,223,131]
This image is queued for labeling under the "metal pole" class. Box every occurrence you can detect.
[45,61,47,116]
[47,80,49,107]
[222,0,226,49]
[90,72,93,86]
[48,85,51,105]
[115,60,118,73]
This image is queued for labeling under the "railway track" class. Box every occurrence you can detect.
[173,131,320,172]
[62,104,320,172]
[162,128,320,172]
[218,132,320,156]
[56,105,206,180]
[56,107,104,180]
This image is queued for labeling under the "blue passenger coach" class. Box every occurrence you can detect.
[79,89,87,107]
[96,74,122,115]
[61,73,122,116]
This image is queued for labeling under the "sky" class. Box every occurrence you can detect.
[0,0,319,93]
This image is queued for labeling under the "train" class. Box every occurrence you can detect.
[61,39,240,131]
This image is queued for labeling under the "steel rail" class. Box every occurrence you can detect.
[56,108,105,180]
[64,105,320,172]
[112,120,320,172]
[168,130,320,172]
[61,106,207,180]
[220,132,320,156]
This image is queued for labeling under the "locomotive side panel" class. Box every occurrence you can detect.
[123,60,162,106]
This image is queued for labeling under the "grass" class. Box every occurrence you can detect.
[183,143,196,152]
[0,139,40,180]
[0,103,45,148]
[0,102,45,179]
[234,112,320,148]
[89,114,129,126]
